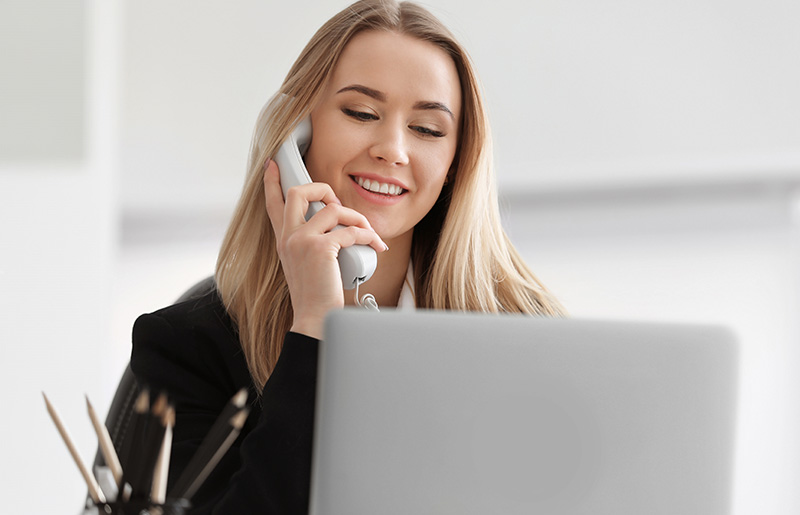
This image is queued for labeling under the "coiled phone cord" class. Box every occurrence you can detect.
[354,279,380,312]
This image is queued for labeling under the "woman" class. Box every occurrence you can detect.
[131,1,564,513]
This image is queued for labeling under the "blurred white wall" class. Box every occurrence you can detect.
[118,0,800,216]
[0,0,120,510]
[1,0,798,513]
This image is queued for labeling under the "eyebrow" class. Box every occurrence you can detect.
[337,84,386,102]
[413,100,455,121]
[336,84,455,121]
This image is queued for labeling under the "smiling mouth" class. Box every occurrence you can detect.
[351,176,407,196]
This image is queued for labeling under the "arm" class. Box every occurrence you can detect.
[131,308,319,514]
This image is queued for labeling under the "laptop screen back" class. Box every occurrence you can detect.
[310,310,737,515]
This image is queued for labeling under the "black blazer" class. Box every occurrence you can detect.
[130,289,318,514]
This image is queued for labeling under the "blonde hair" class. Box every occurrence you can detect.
[216,0,565,391]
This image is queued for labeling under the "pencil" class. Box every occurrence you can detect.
[85,395,123,486]
[181,408,250,501]
[42,392,107,504]
[131,391,169,499]
[205,388,248,447]
[120,388,150,500]
[170,388,248,497]
[151,405,175,504]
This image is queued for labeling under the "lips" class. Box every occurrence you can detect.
[351,176,407,196]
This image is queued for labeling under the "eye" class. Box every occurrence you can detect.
[411,125,445,138]
[342,108,378,121]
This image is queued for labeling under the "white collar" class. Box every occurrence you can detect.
[395,261,416,310]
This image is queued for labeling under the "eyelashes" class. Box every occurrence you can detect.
[341,108,446,138]
[412,126,445,138]
[342,108,377,121]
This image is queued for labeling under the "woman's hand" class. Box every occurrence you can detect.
[263,159,387,339]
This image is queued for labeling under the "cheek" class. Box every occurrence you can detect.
[305,131,337,182]
[305,120,362,182]
[421,146,456,186]
[416,164,449,208]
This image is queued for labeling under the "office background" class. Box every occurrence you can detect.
[1,0,798,512]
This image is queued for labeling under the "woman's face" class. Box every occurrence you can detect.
[304,30,461,248]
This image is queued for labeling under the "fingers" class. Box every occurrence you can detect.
[304,203,387,252]
[304,201,370,232]
[263,157,342,232]
[283,183,342,232]
[263,157,386,250]
[328,224,388,253]
[282,203,387,255]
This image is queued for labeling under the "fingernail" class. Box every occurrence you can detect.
[263,158,272,170]
[383,243,389,251]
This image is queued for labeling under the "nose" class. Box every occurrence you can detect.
[369,122,409,167]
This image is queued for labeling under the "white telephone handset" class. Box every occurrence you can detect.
[273,114,378,290]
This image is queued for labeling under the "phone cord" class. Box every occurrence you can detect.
[354,279,380,312]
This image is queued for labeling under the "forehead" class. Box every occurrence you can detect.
[330,30,461,114]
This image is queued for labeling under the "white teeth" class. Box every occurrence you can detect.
[355,176,404,196]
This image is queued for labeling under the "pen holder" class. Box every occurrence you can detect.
[82,499,190,515]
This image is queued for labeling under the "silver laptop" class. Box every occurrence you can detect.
[310,310,738,515]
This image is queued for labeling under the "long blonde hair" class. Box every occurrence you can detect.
[216,0,565,391]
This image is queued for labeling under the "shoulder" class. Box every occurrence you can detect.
[131,288,252,404]
[134,287,236,347]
